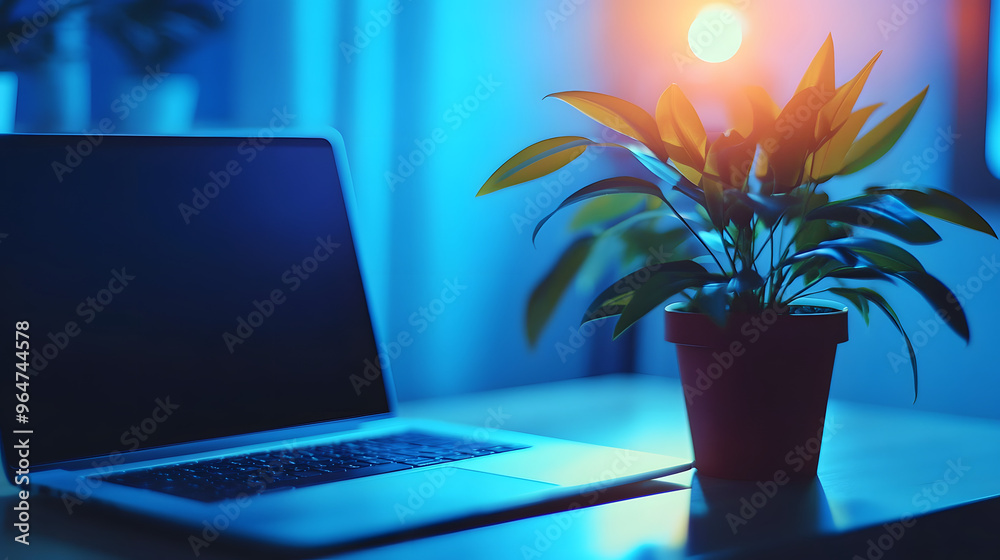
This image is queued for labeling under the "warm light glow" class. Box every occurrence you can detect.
[688,4,743,63]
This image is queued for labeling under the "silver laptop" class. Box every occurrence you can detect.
[0,131,691,553]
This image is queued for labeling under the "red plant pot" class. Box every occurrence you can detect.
[665,299,848,481]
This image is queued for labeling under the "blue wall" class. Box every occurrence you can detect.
[17,0,1000,418]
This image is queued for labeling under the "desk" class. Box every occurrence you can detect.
[3,373,999,559]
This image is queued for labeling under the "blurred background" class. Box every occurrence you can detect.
[7,0,999,418]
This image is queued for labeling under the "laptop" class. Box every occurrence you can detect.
[0,131,691,552]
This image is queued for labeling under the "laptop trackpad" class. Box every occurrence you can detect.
[238,466,558,547]
[382,467,557,522]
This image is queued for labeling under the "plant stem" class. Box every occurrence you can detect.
[661,196,728,275]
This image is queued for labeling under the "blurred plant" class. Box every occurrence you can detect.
[0,0,88,70]
[477,34,996,399]
[93,0,221,71]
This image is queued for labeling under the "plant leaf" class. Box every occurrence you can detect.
[806,194,942,245]
[531,177,667,244]
[796,33,836,96]
[526,236,597,347]
[827,287,870,325]
[894,270,970,342]
[582,290,635,324]
[824,266,893,282]
[865,186,997,238]
[852,287,918,402]
[631,151,686,185]
[478,137,594,195]
[581,260,716,336]
[812,104,881,182]
[702,176,728,230]
[547,91,669,161]
[690,283,730,327]
[811,238,926,272]
[815,51,882,139]
[656,84,708,169]
[569,194,647,231]
[840,86,928,176]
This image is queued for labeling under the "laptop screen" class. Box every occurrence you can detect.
[0,134,390,468]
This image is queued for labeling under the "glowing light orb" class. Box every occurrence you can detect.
[688,4,743,63]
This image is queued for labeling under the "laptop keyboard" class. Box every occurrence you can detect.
[98,431,529,502]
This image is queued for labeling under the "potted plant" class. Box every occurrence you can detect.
[476,35,996,480]
[93,0,221,132]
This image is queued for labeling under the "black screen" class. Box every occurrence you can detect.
[0,134,390,467]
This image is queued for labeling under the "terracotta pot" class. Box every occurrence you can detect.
[665,298,848,481]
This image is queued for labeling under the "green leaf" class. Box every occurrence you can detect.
[895,270,970,342]
[827,287,870,326]
[690,283,730,327]
[582,290,634,324]
[806,194,941,245]
[812,238,926,272]
[824,266,893,282]
[547,91,669,161]
[851,288,919,402]
[618,226,689,267]
[582,260,717,337]
[865,186,997,238]
[477,137,593,196]
[840,86,928,176]
[531,177,667,245]
[569,194,647,231]
[702,178,727,230]
[526,236,597,347]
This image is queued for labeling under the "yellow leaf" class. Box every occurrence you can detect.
[477,136,593,196]
[674,160,703,185]
[795,33,836,96]
[548,91,669,161]
[656,84,707,169]
[815,51,882,141]
[841,86,928,176]
[762,86,824,191]
[812,103,882,182]
[735,86,779,139]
